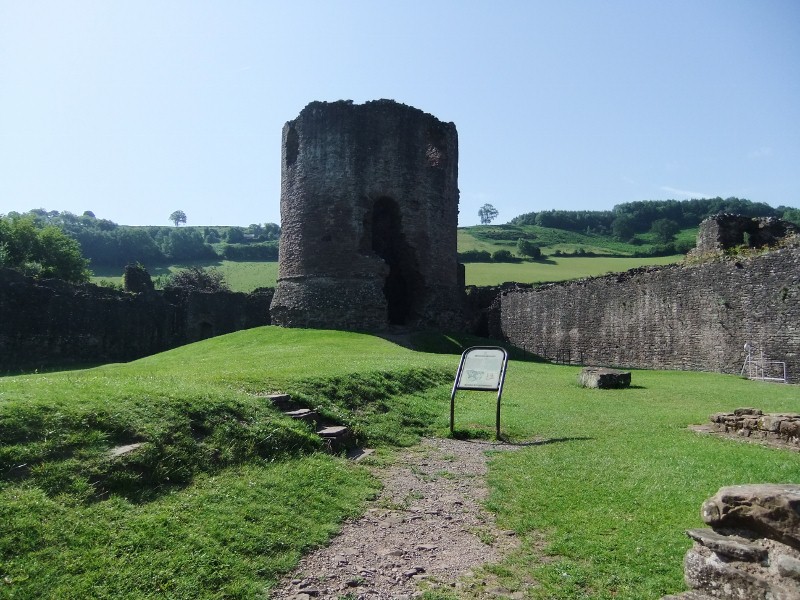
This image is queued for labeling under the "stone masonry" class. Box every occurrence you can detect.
[708,408,800,449]
[492,242,800,381]
[270,100,463,331]
[664,484,800,600]
[0,267,272,370]
[689,214,797,259]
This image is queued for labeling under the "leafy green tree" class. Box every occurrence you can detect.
[611,215,636,242]
[226,227,245,243]
[169,210,187,227]
[650,218,680,244]
[0,216,89,282]
[262,222,281,240]
[478,204,499,225]
[164,266,229,292]
[516,238,542,259]
[491,249,515,262]
[160,228,215,261]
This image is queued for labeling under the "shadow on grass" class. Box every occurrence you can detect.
[450,428,593,447]
[1,362,108,377]
[380,330,546,362]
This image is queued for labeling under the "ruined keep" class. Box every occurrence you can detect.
[270,100,463,331]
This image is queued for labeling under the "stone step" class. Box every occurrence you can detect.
[266,393,295,411]
[316,425,351,453]
[284,408,318,424]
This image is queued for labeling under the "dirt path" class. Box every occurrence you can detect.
[273,438,523,599]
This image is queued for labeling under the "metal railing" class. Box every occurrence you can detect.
[741,343,788,383]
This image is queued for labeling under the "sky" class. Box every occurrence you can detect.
[1,1,798,228]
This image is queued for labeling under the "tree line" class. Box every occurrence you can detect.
[509,198,800,241]
[1,210,280,270]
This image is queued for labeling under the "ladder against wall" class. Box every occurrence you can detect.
[740,342,788,383]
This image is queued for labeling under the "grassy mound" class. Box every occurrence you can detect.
[2,327,799,599]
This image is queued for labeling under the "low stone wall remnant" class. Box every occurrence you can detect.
[709,408,800,448]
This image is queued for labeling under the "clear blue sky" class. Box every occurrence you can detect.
[1,0,798,227]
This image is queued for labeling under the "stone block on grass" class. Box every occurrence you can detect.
[578,367,631,389]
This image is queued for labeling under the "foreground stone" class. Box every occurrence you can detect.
[666,483,800,599]
[578,367,631,389]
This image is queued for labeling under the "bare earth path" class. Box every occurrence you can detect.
[273,438,523,599]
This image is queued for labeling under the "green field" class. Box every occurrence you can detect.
[2,327,798,599]
[91,260,279,291]
[464,254,683,286]
[457,224,698,257]
[87,224,697,292]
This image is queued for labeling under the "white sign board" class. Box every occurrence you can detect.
[456,347,506,390]
[450,346,509,438]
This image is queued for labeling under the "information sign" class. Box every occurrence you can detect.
[456,347,506,390]
[450,346,509,438]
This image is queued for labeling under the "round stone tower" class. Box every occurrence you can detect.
[270,99,463,331]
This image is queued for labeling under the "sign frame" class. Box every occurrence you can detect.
[450,346,509,438]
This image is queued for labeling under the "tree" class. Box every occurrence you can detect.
[0,215,89,283]
[169,210,187,227]
[491,249,515,262]
[517,238,542,259]
[226,227,245,243]
[164,266,229,292]
[611,215,636,242]
[650,218,680,245]
[478,204,499,225]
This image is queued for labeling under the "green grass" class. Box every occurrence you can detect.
[464,254,683,286]
[2,327,798,598]
[90,260,279,292]
[458,224,697,257]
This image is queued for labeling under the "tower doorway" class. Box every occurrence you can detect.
[371,197,419,325]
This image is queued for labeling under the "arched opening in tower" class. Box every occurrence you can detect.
[371,197,419,325]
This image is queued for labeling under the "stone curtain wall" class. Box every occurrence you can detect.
[270,100,462,331]
[492,246,800,380]
[0,268,272,370]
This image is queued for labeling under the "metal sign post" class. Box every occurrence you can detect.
[450,346,509,439]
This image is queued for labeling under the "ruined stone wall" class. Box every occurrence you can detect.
[0,268,272,370]
[270,100,462,331]
[492,246,800,381]
[690,214,798,257]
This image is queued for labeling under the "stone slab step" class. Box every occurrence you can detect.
[316,425,349,438]
[316,425,351,453]
[267,393,295,411]
[285,408,318,423]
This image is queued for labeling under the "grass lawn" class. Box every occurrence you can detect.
[91,260,279,291]
[2,327,798,598]
[464,255,683,286]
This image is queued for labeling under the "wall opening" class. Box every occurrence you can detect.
[371,197,420,325]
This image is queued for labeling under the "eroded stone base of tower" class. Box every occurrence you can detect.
[270,277,388,331]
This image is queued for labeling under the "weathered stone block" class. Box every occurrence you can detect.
[701,484,800,550]
[578,367,631,389]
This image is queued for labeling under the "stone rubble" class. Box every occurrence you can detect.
[664,483,800,600]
